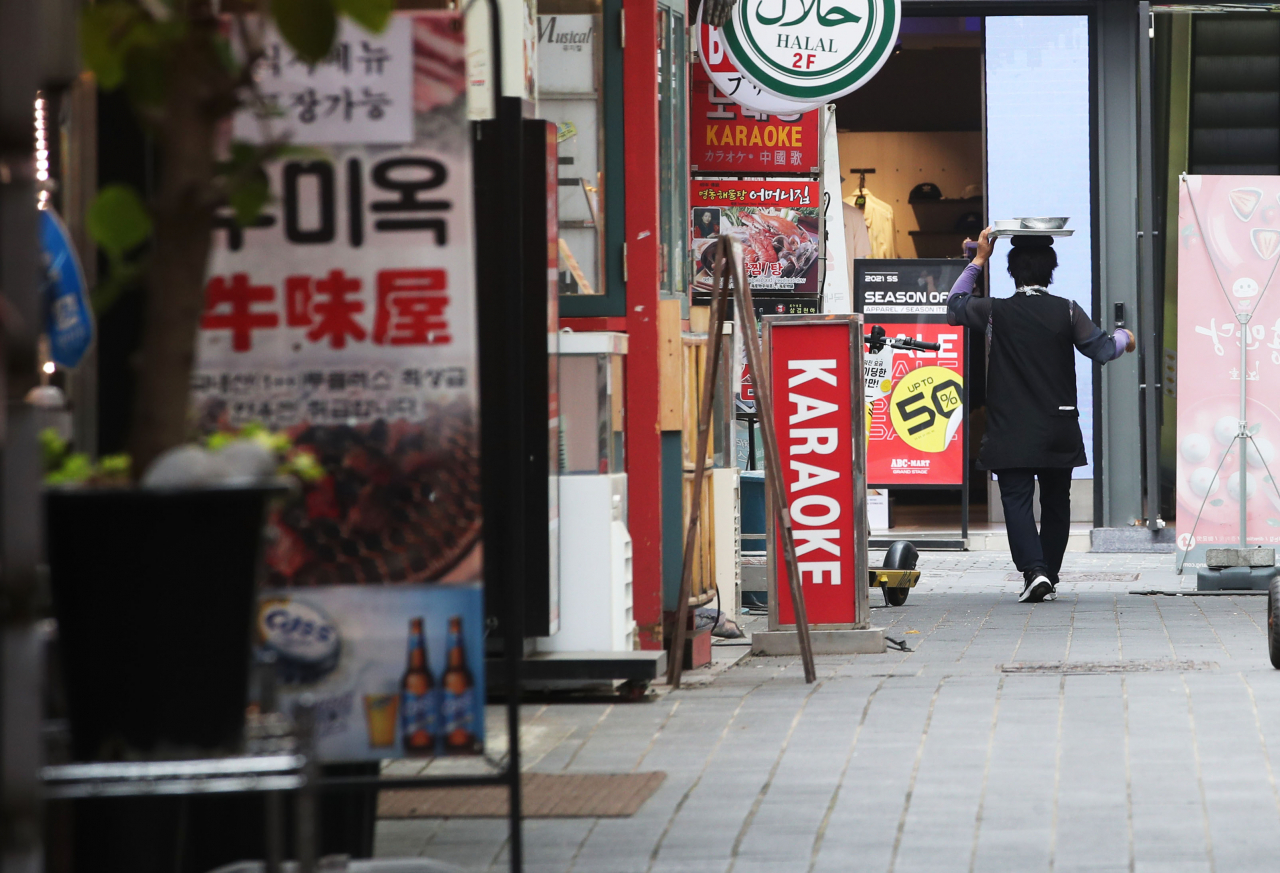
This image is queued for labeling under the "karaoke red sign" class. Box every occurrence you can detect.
[768,319,861,627]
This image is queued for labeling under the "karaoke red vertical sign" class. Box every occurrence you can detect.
[769,320,858,626]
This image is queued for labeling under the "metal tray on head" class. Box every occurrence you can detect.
[989,217,1075,239]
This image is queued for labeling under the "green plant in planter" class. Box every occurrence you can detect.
[80,0,393,478]
[42,423,323,487]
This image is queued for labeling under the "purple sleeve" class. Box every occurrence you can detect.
[947,262,983,300]
[1071,303,1130,363]
[946,262,991,329]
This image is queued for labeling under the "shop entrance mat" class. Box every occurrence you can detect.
[378,771,666,818]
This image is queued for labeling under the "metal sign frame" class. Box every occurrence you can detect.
[763,313,870,632]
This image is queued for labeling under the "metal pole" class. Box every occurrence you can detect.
[1137,1,1163,530]
[731,245,817,683]
[1239,314,1249,548]
[668,240,731,689]
[0,0,48,870]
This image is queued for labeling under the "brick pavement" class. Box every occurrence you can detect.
[375,551,1280,872]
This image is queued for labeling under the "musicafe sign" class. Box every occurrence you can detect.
[722,0,901,103]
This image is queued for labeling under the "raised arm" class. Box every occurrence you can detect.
[1071,301,1135,363]
[946,227,994,330]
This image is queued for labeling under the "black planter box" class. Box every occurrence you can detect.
[46,485,276,761]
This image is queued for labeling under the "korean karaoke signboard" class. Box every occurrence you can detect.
[1175,176,1280,567]
[689,61,820,175]
[691,179,822,295]
[764,315,869,629]
[200,12,484,761]
[854,260,968,486]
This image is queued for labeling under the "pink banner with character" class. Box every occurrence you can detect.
[1176,175,1280,567]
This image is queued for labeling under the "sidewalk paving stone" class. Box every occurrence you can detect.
[374,550,1280,871]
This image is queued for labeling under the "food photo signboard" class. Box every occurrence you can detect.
[854,259,968,486]
[1176,175,1280,567]
[691,179,822,295]
[199,11,484,759]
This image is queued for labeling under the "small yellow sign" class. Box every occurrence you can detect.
[889,366,964,454]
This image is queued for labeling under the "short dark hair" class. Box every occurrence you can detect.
[1006,245,1058,288]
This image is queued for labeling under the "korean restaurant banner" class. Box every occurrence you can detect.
[691,179,822,295]
[854,260,968,486]
[201,12,484,762]
[1176,175,1280,568]
[256,585,485,762]
[200,12,478,594]
[689,48,821,176]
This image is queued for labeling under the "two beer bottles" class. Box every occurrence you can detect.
[442,615,480,754]
[401,617,438,755]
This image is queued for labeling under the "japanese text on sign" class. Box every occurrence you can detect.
[689,63,820,176]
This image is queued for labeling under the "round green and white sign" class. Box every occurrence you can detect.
[721,0,900,103]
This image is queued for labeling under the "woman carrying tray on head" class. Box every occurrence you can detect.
[948,226,1136,603]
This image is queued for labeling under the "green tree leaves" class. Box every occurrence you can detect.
[270,0,338,64]
[270,0,391,65]
[334,0,394,34]
[87,184,152,260]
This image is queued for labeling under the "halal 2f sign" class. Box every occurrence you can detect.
[722,0,900,103]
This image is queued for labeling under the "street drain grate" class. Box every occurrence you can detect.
[1000,660,1215,674]
[1002,572,1139,583]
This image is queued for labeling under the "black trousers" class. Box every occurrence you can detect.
[994,467,1073,578]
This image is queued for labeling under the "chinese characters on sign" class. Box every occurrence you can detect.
[234,16,413,145]
[200,13,479,592]
[689,63,820,175]
[691,179,821,294]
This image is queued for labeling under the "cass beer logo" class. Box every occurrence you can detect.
[258,597,341,682]
[722,0,900,102]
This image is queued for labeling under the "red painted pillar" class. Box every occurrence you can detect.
[622,0,662,649]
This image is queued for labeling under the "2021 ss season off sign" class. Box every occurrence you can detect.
[855,259,967,486]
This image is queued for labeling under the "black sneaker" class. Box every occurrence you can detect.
[1020,570,1054,603]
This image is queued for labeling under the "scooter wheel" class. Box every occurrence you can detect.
[882,541,919,607]
[1269,579,1280,669]
[883,585,909,606]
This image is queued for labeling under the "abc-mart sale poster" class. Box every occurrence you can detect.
[1176,176,1280,566]
[855,261,968,486]
[196,12,485,757]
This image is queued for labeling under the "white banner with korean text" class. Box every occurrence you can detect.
[198,12,480,591]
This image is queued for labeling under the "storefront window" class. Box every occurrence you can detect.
[658,5,688,296]
[986,15,1094,479]
[538,0,605,296]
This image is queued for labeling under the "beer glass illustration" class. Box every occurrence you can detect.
[360,669,400,749]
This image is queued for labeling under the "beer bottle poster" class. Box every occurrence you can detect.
[195,12,485,759]
[257,586,486,761]
[854,259,968,486]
